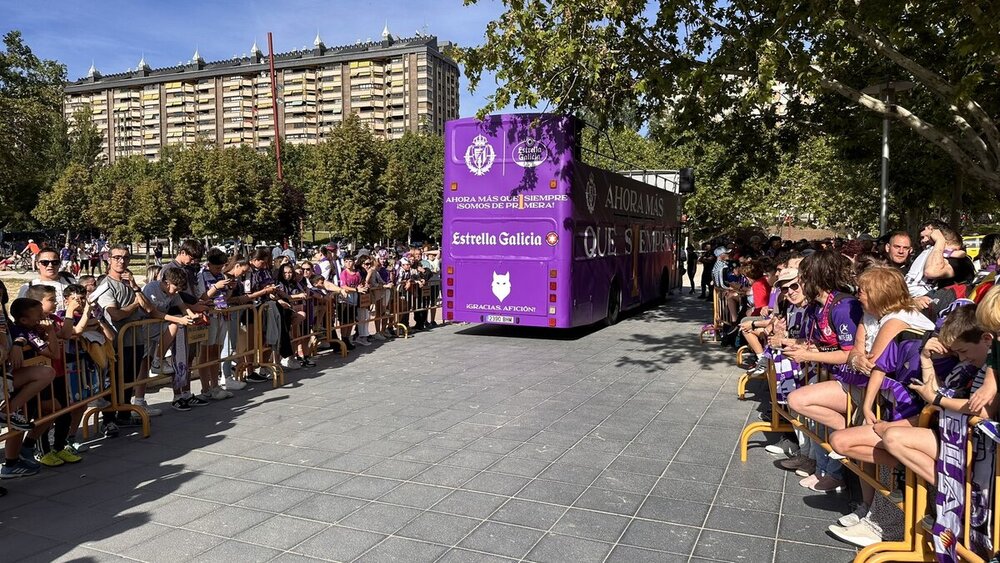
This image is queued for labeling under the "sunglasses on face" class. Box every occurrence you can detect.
[38,260,61,267]
[110,255,129,262]
[780,282,801,293]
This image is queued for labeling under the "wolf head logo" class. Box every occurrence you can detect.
[491,271,511,302]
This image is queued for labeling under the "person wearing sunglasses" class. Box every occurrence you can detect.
[17,248,77,313]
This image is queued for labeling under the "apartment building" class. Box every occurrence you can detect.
[64,29,460,162]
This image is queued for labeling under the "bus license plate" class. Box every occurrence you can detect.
[486,315,516,324]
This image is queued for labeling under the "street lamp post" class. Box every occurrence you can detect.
[862,79,914,236]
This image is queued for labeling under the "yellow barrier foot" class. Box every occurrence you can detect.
[739,420,793,463]
[737,374,749,400]
[736,346,749,367]
[854,541,922,563]
[396,324,410,339]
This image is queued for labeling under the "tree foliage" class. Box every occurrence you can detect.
[380,132,445,241]
[460,0,1000,192]
[0,31,67,228]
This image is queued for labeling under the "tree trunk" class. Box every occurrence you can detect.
[949,166,964,230]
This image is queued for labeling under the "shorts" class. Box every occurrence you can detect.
[207,315,226,347]
[839,382,867,426]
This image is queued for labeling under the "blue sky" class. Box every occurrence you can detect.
[2,0,508,117]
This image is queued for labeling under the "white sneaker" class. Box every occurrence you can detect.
[764,437,799,458]
[355,338,371,346]
[150,357,175,375]
[828,449,847,460]
[225,380,246,391]
[828,518,882,547]
[280,357,301,370]
[131,398,162,417]
[209,387,232,400]
[837,503,869,527]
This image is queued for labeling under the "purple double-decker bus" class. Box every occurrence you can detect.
[442,113,682,328]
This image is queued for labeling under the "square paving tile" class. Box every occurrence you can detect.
[489,499,566,530]
[605,544,688,562]
[121,528,223,562]
[397,512,482,545]
[432,490,508,519]
[337,502,423,535]
[458,521,545,559]
[636,495,711,526]
[330,475,403,500]
[550,508,629,542]
[527,532,613,563]
[195,540,283,562]
[378,482,453,509]
[281,494,368,523]
[572,487,644,516]
[461,472,530,496]
[183,505,273,538]
[774,539,857,562]
[293,525,386,561]
[514,479,586,506]
[705,505,780,537]
[619,519,699,554]
[235,515,329,550]
[693,529,776,562]
[356,536,449,562]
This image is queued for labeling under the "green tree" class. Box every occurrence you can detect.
[380,132,444,242]
[86,156,157,241]
[303,115,386,241]
[32,162,92,235]
[461,0,1000,192]
[0,31,68,227]
[68,105,104,170]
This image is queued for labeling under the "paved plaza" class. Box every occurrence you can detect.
[0,295,857,562]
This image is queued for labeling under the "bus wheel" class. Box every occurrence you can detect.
[605,283,621,326]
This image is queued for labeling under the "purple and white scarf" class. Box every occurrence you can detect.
[172,325,189,391]
[934,364,992,562]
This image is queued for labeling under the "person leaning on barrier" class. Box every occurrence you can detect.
[881,305,995,484]
[142,267,203,411]
[338,255,367,348]
[246,249,283,377]
[220,255,266,384]
[196,248,240,399]
[784,250,863,494]
[24,285,89,467]
[93,244,156,436]
[273,262,309,369]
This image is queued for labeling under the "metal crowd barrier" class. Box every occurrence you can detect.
[735,345,767,400]
[853,408,994,563]
[738,356,1000,562]
[700,287,727,343]
[80,303,278,438]
[2,337,113,443]
[4,281,445,442]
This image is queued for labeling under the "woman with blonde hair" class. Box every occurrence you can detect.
[824,266,934,546]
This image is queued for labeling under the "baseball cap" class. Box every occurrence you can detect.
[775,268,799,285]
[399,258,410,265]
[713,246,731,257]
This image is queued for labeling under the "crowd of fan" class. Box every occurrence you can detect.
[692,222,1000,554]
[0,239,441,488]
